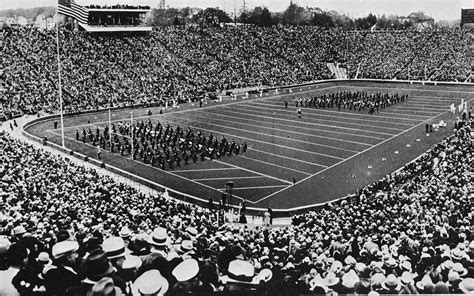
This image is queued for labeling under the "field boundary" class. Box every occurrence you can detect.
[23,79,473,217]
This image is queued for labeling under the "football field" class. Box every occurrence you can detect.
[25,81,473,212]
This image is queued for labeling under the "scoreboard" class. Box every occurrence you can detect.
[461,9,474,26]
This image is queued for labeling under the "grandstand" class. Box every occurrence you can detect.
[0,3,473,296]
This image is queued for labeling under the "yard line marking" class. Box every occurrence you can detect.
[173,167,241,173]
[250,101,422,124]
[235,104,409,130]
[252,98,473,204]
[211,159,293,185]
[216,106,399,136]
[218,185,288,190]
[193,176,269,181]
[46,130,249,200]
[245,147,328,168]
[167,113,350,159]
[237,154,313,176]
[193,110,373,148]
[203,109,387,140]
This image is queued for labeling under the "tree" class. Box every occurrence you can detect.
[330,11,354,28]
[246,6,274,26]
[355,13,377,30]
[311,9,334,28]
[281,2,311,25]
[191,7,232,25]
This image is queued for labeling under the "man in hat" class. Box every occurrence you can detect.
[43,240,81,295]
[102,237,130,286]
[133,269,169,296]
[140,227,172,280]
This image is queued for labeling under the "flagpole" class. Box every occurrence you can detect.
[108,109,112,150]
[55,20,65,148]
[130,112,134,158]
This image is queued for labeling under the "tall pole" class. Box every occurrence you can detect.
[130,112,134,158]
[108,109,112,150]
[55,23,65,148]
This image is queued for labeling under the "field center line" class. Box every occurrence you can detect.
[45,130,248,200]
[166,114,347,161]
[252,99,462,204]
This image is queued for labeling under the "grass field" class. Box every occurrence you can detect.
[25,81,473,211]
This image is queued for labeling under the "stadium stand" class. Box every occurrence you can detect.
[0,123,472,295]
[0,25,472,119]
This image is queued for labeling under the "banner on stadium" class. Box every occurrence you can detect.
[58,0,88,24]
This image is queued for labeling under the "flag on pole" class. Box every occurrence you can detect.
[58,0,89,24]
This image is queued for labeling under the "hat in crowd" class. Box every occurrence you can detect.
[102,237,130,259]
[119,226,132,239]
[12,225,26,236]
[355,262,367,274]
[122,255,142,270]
[342,269,359,289]
[172,259,199,282]
[415,274,434,291]
[344,255,357,267]
[37,252,52,265]
[448,270,461,283]
[256,269,273,283]
[453,262,468,277]
[134,269,169,296]
[459,278,474,294]
[178,240,195,254]
[185,227,198,238]
[400,271,415,285]
[323,271,340,287]
[309,275,328,293]
[87,277,122,296]
[221,259,257,284]
[0,236,11,254]
[331,260,343,274]
[84,250,115,282]
[382,274,401,291]
[148,227,170,248]
[52,240,79,259]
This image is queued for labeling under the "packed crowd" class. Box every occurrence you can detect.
[292,91,408,114]
[1,116,472,295]
[76,119,246,169]
[1,26,471,118]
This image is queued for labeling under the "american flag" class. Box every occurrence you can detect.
[58,0,88,24]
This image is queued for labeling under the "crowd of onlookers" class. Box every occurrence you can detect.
[0,117,472,294]
[1,25,472,119]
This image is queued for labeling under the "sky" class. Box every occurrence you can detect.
[1,0,472,20]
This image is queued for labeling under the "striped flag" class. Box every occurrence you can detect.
[58,0,88,24]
